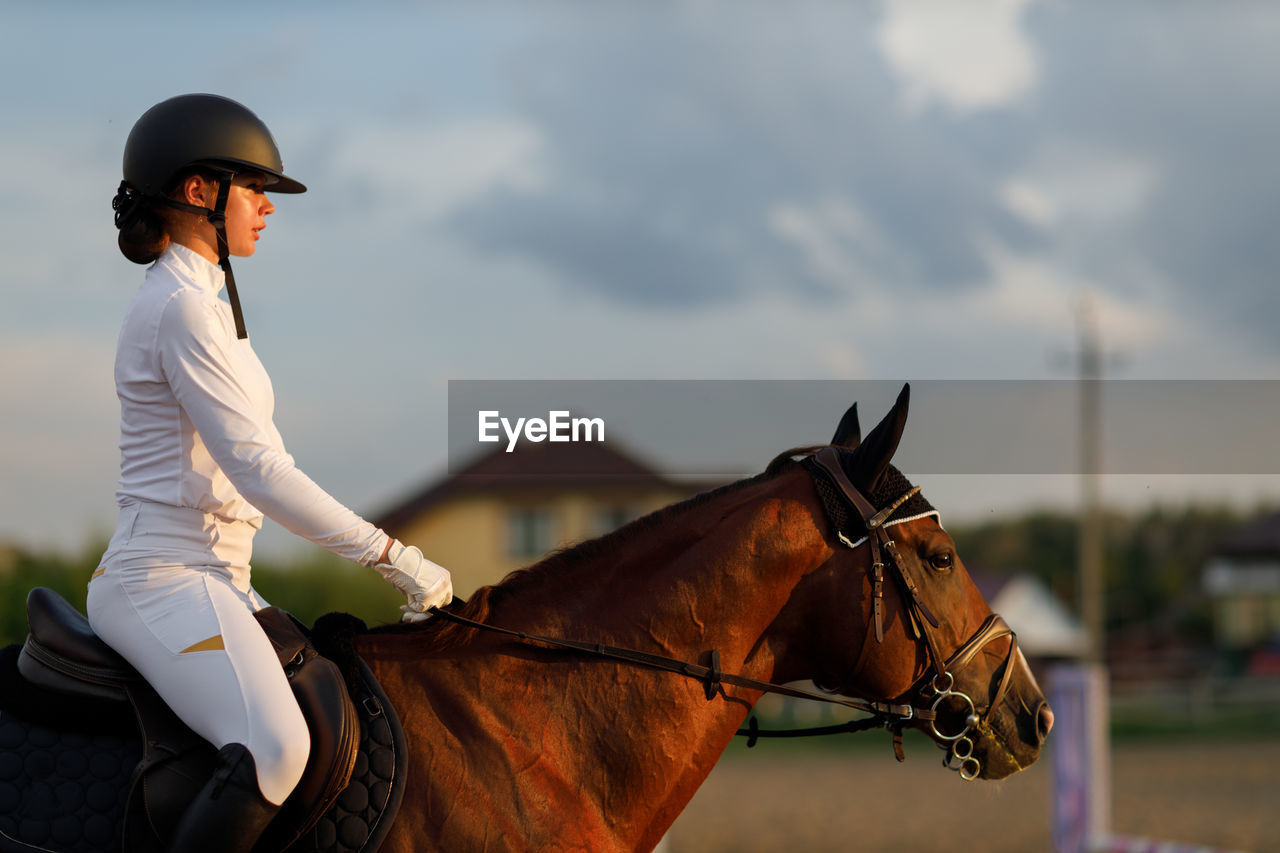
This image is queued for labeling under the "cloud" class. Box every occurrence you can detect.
[876,0,1041,113]
[1001,144,1161,231]
[11,1,1280,553]
[442,5,1017,307]
[448,190,761,308]
[1009,2,1280,355]
[324,118,547,226]
[974,239,1171,349]
[769,198,891,294]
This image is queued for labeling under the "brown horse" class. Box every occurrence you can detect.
[356,386,1052,852]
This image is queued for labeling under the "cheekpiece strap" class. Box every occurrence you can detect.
[811,447,894,642]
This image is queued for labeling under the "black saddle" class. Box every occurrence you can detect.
[0,588,406,853]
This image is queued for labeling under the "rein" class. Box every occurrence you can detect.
[426,606,933,725]
[427,447,1017,780]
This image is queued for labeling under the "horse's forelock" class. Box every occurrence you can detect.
[765,446,825,476]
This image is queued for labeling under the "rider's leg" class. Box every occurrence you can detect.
[88,562,310,846]
[167,742,278,853]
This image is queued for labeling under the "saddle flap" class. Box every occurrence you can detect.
[251,607,362,851]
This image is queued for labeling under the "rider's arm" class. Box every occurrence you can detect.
[156,289,390,567]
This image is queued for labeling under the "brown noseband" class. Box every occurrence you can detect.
[810,448,1020,780]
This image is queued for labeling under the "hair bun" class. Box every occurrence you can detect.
[112,181,143,229]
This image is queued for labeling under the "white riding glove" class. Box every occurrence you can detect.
[375,541,453,623]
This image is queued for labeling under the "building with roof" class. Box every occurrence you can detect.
[1202,512,1280,651]
[372,439,720,597]
[985,574,1088,661]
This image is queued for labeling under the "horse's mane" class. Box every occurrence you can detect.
[352,443,935,657]
[490,453,806,600]
[360,450,813,649]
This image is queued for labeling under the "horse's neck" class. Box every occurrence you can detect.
[366,466,828,851]
[491,468,822,662]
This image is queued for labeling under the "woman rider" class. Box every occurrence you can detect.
[93,93,450,853]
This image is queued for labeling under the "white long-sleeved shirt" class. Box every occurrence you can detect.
[113,243,389,566]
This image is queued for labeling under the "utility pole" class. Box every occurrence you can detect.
[1049,295,1113,852]
[1077,297,1105,664]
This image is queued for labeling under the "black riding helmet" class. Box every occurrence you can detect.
[114,94,306,339]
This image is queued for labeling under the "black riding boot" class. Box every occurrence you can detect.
[168,743,280,853]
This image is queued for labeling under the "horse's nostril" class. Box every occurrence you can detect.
[1037,703,1054,744]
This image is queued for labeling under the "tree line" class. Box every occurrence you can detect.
[0,501,1265,649]
[0,541,404,648]
[951,503,1260,644]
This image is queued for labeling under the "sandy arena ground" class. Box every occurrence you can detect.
[664,738,1280,852]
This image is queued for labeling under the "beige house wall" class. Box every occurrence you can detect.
[395,496,504,598]
[393,486,700,598]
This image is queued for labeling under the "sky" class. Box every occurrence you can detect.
[5,1,1280,557]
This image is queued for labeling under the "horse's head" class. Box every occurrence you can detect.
[791,385,1052,780]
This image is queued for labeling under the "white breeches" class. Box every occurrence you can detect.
[86,501,310,805]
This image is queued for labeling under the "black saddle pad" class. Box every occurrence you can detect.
[0,643,406,853]
[0,713,138,853]
[0,638,139,853]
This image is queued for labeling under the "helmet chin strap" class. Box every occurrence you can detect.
[205,178,248,340]
[158,172,247,339]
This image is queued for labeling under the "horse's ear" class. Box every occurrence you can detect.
[830,403,861,448]
[846,384,910,492]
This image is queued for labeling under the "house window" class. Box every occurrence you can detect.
[507,507,554,560]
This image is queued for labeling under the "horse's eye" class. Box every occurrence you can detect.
[929,552,954,571]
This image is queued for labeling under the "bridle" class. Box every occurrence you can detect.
[428,447,1021,781]
[808,447,1020,780]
